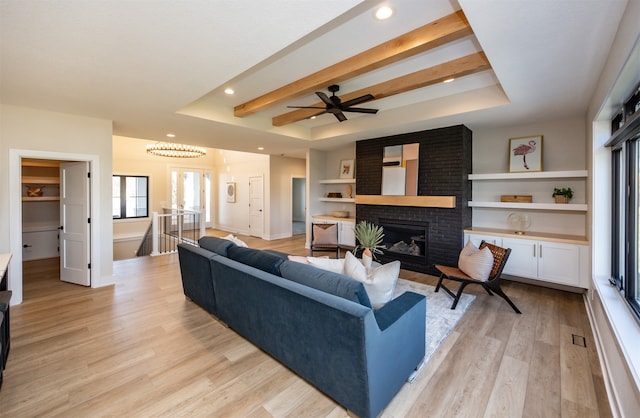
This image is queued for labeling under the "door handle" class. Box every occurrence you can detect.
[23,244,32,248]
[58,225,63,230]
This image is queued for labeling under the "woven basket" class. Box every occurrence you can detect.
[554,195,570,204]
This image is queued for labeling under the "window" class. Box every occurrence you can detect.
[112,175,149,219]
[610,124,640,319]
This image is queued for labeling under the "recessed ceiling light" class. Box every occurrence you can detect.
[444,78,455,83]
[166,133,176,138]
[375,5,394,20]
[310,116,317,120]
[224,88,235,95]
[257,147,264,151]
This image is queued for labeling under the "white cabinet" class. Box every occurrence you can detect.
[502,238,587,287]
[465,232,502,248]
[312,216,356,248]
[338,220,355,248]
[464,230,589,289]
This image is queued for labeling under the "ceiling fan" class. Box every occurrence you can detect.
[288,84,378,122]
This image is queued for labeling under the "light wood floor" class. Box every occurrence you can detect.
[0,232,611,417]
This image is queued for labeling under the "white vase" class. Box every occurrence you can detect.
[362,249,373,268]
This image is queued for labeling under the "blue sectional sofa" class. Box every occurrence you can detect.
[177,236,426,418]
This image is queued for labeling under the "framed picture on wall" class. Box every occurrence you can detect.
[226,182,236,203]
[509,135,543,172]
[339,159,354,179]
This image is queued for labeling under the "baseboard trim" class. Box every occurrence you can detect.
[584,276,640,417]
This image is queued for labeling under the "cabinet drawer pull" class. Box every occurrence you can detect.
[539,244,542,258]
[533,244,536,257]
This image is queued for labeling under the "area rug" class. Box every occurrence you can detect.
[392,278,475,382]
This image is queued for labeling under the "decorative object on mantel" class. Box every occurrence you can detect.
[507,212,531,235]
[500,195,532,203]
[339,159,354,179]
[354,221,385,268]
[552,187,573,203]
[146,142,206,158]
[509,135,543,172]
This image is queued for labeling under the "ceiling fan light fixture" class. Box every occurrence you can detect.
[146,142,206,158]
[375,5,394,20]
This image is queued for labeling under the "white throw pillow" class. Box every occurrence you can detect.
[306,257,345,274]
[458,240,494,281]
[223,234,248,247]
[344,251,400,309]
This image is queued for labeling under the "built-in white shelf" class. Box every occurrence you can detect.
[468,170,587,180]
[319,197,355,203]
[319,178,356,184]
[468,201,588,211]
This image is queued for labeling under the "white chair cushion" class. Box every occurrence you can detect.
[458,240,494,281]
[312,223,338,245]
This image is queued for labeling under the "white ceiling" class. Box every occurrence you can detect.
[0,0,629,158]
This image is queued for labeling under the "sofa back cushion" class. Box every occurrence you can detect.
[227,246,285,276]
[279,260,372,308]
[198,236,237,256]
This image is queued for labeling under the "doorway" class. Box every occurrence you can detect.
[9,149,100,304]
[169,167,213,228]
[249,176,264,238]
[21,158,91,298]
[292,177,306,236]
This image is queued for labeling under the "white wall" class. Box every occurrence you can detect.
[584,0,640,415]
[213,149,269,236]
[269,155,306,239]
[472,117,588,236]
[0,104,113,303]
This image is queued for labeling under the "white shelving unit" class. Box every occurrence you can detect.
[318,178,355,203]
[468,170,588,211]
[468,170,588,181]
[468,201,588,211]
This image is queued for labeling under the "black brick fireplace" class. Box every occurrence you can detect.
[355,125,472,275]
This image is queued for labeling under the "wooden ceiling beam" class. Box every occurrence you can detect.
[272,52,491,127]
[234,10,472,118]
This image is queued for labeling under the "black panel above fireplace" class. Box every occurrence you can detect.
[355,125,472,275]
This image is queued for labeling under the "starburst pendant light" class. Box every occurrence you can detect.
[146,142,206,158]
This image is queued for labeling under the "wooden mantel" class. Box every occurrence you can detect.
[355,195,456,208]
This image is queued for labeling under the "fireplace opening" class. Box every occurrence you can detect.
[378,218,428,266]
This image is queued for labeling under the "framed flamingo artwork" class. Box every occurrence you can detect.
[509,135,543,172]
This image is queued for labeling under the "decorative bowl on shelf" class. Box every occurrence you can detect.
[327,192,342,198]
[330,211,349,218]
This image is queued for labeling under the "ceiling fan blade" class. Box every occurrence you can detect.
[334,112,347,122]
[342,107,378,114]
[340,94,374,108]
[316,92,333,107]
[287,106,326,109]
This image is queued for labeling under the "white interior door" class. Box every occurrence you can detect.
[249,176,264,238]
[60,161,90,286]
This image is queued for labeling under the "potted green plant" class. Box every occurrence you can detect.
[354,221,385,267]
[552,187,573,203]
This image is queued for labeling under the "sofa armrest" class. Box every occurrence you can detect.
[373,291,425,331]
